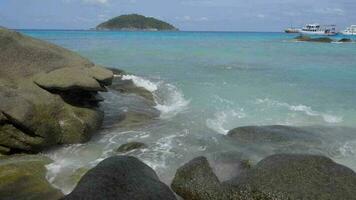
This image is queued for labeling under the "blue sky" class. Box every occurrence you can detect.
[0,0,355,31]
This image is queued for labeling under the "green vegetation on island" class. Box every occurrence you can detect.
[96,14,178,31]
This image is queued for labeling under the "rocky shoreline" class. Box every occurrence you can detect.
[1,28,356,200]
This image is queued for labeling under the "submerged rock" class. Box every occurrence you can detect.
[116,142,147,153]
[295,35,333,43]
[227,125,321,146]
[0,154,63,200]
[338,38,353,43]
[64,156,176,200]
[0,27,113,154]
[172,154,356,200]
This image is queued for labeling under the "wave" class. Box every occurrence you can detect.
[122,75,159,92]
[206,109,246,135]
[256,98,343,124]
[121,75,190,119]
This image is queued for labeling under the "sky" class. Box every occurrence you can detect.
[0,0,355,31]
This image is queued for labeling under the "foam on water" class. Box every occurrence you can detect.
[206,109,246,135]
[256,98,343,124]
[121,74,190,119]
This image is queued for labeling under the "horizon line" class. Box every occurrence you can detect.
[14,28,284,33]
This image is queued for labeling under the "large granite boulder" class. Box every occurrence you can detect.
[64,156,176,200]
[0,27,113,154]
[229,154,356,200]
[0,154,64,200]
[171,156,231,200]
[172,154,356,200]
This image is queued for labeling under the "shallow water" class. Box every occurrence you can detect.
[21,30,356,193]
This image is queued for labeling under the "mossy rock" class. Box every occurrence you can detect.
[116,142,147,153]
[0,27,114,154]
[228,154,356,200]
[0,154,64,200]
[294,35,333,43]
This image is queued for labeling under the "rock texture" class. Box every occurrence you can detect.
[0,27,113,154]
[172,154,356,200]
[64,156,177,200]
[0,155,64,200]
[116,142,147,153]
[294,35,333,43]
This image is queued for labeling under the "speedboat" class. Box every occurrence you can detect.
[341,25,356,35]
[299,24,337,36]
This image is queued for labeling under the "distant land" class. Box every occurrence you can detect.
[96,14,178,31]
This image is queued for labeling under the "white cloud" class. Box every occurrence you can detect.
[257,14,265,19]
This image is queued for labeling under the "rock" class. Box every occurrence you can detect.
[116,142,147,153]
[171,156,275,200]
[171,156,228,200]
[110,76,155,104]
[228,154,356,200]
[0,27,113,154]
[295,35,333,43]
[0,154,64,200]
[115,111,158,129]
[227,125,321,145]
[338,38,353,43]
[207,151,251,182]
[64,156,177,200]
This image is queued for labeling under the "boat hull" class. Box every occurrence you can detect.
[299,31,337,36]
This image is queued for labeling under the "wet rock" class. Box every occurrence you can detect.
[0,27,113,154]
[227,125,321,145]
[64,156,176,200]
[295,35,333,43]
[116,142,147,153]
[171,156,227,200]
[228,154,356,200]
[0,154,64,200]
[207,151,251,182]
[109,76,155,104]
[115,111,158,129]
[171,156,274,200]
[338,38,353,43]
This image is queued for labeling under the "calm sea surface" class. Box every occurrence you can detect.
[20,30,356,193]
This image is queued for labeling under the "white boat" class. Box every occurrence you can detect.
[341,25,356,35]
[299,24,337,36]
[285,27,300,33]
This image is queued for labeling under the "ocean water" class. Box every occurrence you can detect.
[21,30,356,193]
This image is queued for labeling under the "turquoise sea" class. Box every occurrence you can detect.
[21,30,356,193]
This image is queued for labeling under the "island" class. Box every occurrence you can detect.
[96,14,178,31]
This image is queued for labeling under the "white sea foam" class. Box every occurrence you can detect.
[256,98,343,124]
[154,84,190,119]
[122,75,159,92]
[121,75,190,119]
[206,109,246,135]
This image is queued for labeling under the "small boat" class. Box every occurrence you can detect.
[341,25,356,35]
[299,24,337,36]
[285,27,300,33]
